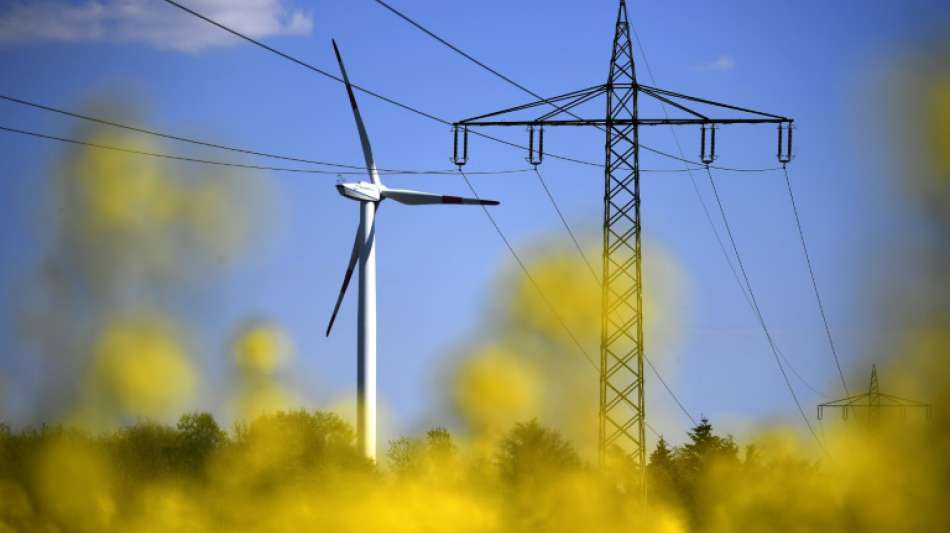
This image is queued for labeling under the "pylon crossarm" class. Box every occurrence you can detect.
[458,84,791,128]
[639,87,709,119]
[818,393,873,409]
[458,117,787,127]
[877,392,932,406]
[456,84,605,125]
[535,89,606,122]
[822,403,929,410]
[819,392,931,409]
[639,84,791,121]
[457,83,790,128]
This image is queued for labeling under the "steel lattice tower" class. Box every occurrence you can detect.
[452,0,793,483]
[599,1,646,471]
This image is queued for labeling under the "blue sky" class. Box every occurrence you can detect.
[1,0,948,444]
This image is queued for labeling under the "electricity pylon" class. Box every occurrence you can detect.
[451,0,793,483]
[818,365,932,429]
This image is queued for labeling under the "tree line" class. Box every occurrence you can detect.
[0,411,810,531]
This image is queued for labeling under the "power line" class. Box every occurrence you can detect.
[378,3,821,430]
[0,93,458,174]
[0,76,697,180]
[704,166,826,454]
[160,0,777,441]
[0,93,528,177]
[465,166,695,433]
[162,0,777,174]
[370,0,698,428]
[376,0,820,456]
[0,94,369,170]
[158,0,602,169]
[374,0,801,445]
[647,146,784,174]
[783,165,850,397]
[466,168,699,428]
[0,125,349,174]
[159,0,441,123]
[372,0,546,108]
[531,166,698,426]
[372,0,615,141]
[645,356,697,426]
[0,124,529,177]
[457,169,598,372]
[532,167,599,281]
[629,26,828,400]
[372,0,784,174]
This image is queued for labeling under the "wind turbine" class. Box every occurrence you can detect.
[325,40,499,461]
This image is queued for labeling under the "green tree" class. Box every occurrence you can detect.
[387,426,457,480]
[649,436,675,470]
[648,435,677,501]
[387,436,424,477]
[676,417,739,475]
[229,410,372,487]
[0,422,11,476]
[110,421,178,482]
[424,427,455,459]
[496,419,580,488]
[176,412,226,475]
[671,417,740,525]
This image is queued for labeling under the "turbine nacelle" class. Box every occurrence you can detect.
[335,178,500,206]
[336,180,381,202]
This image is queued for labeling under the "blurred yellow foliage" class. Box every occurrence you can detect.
[73,136,177,237]
[235,323,290,375]
[453,346,540,438]
[928,74,950,177]
[5,48,950,533]
[232,322,297,420]
[511,252,602,342]
[33,436,117,531]
[85,317,196,422]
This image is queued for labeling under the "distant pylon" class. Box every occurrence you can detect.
[817,365,932,429]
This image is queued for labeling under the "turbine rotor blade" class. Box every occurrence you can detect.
[326,223,363,336]
[332,39,381,186]
[381,188,500,206]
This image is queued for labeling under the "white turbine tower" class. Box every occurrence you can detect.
[326,40,499,461]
